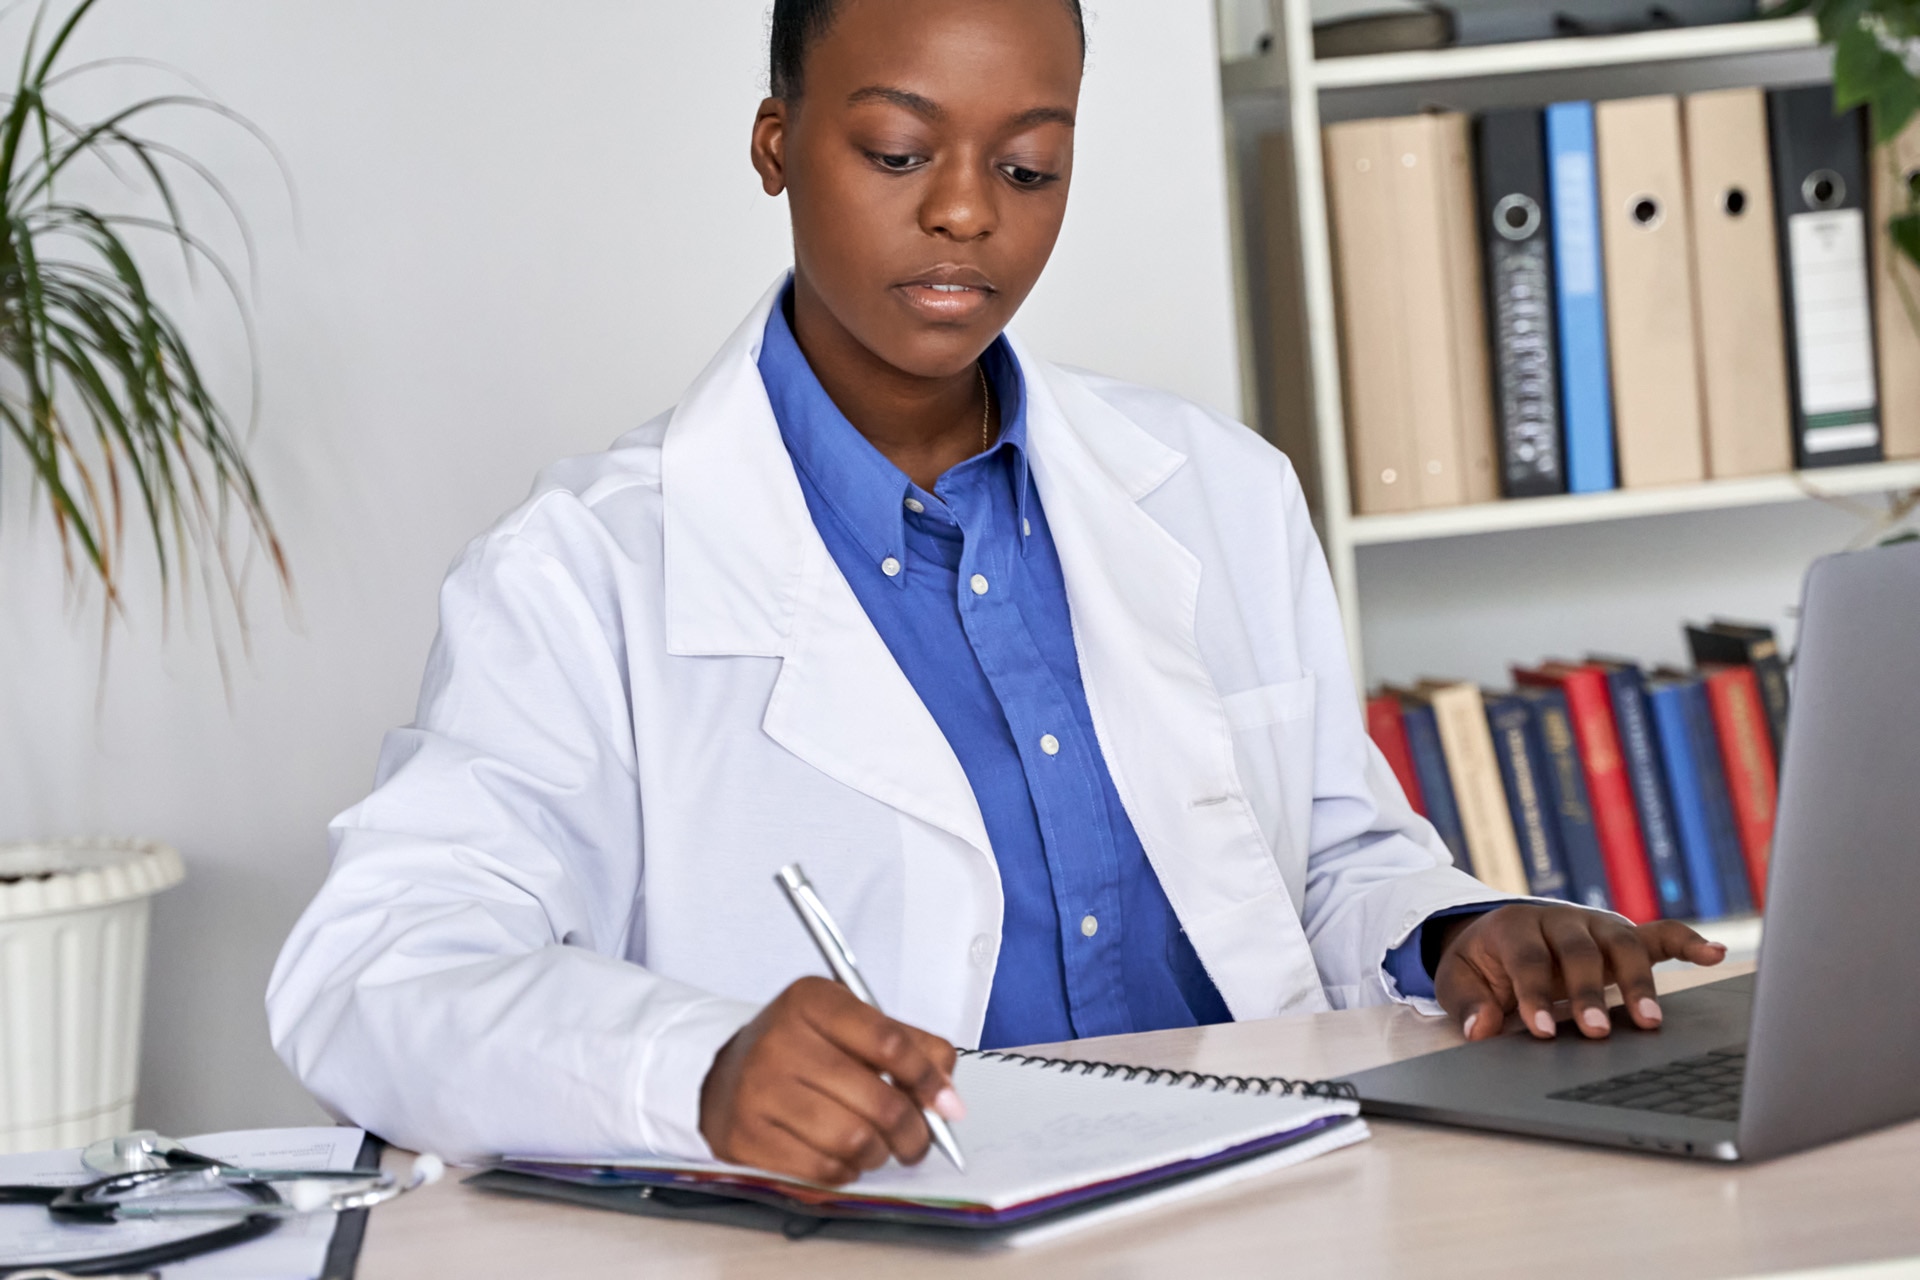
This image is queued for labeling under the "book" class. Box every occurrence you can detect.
[1683,87,1794,479]
[1686,620,1789,761]
[1513,662,1658,921]
[1516,685,1613,910]
[1485,693,1570,898]
[1367,693,1426,815]
[1397,696,1470,868]
[1474,107,1565,498]
[1645,675,1726,919]
[1545,102,1617,494]
[1767,86,1884,468]
[1664,668,1757,917]
[1421,681,1531,895]
[1588,658,1694,919]
[1594,95,1708,489]
[1702,664,1779,908]
[489,1051,1366,1244]
[1874,116,1920,461]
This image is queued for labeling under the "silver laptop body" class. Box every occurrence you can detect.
[1346,540,1920,1161]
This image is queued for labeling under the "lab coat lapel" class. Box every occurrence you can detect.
[1014,341,1329,1020]
[661,282,992,859]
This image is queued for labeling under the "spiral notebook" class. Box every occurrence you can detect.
[477,1051,1366,1246]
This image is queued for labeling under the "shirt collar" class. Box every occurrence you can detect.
[758,286,1032,580]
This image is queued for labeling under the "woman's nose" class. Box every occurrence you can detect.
[918,154,997,242]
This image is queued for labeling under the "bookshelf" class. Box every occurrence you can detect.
[1217,4,1917,684]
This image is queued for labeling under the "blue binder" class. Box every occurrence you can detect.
[1545,102,1617,494]
[1647,679,1726,920]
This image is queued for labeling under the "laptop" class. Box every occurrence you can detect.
[1346,540,1920,1162]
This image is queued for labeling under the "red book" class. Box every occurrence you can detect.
[1366,694,1426,816]
[1702,664,1778,908]
[1514,662,1660,922]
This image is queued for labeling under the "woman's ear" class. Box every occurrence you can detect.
[750,98,789,197]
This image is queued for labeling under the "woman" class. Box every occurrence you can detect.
[268,0,1723,1185]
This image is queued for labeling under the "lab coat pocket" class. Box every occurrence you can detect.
[1221,675,1317,905]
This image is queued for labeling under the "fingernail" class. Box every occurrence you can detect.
[1637,998,1663,1024]
[932,1087,966,1123]
[1532,1010,1555,1036]
[1462,1013,1478,1039]
[1581,1007,1610,1032]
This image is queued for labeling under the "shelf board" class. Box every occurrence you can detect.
[1347,459,1920,548]
[1222,16,1819,98]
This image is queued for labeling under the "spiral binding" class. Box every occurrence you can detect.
[959,1048,1360,1101]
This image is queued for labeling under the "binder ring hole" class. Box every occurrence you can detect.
[1723,187,1747,217]
[1802,169,1845,211]
[1904,167,1919,200]
[1493,193,1542,241]
[1630,195,1663,229]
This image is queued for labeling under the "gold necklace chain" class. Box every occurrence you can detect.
[979,364,993,453]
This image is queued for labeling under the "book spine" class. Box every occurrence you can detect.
[1488,698,1570,898]
[1603,668,1695,919]
[1706,667,1780,908]
[1528,689,1613,910]
[1750,653,1791,762]
[1431,686,1532,895]
[1402,704,1470,870]
[1543,669,1658,921]
[1682,679,1755,917]
[1648,685,1725,920]
[1367,695,1426,816]
[1545,101,1617,494]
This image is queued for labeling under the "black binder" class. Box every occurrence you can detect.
[1767,86,1884,469]
[1475,107,1565,497]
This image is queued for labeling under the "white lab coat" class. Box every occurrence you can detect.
[267,279,1510,1164]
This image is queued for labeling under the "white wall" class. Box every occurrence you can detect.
[0,1,1239,1136]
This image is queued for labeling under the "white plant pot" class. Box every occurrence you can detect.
[0,839,184,1155]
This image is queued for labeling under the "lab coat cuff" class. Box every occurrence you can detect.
[633,996,760,1159]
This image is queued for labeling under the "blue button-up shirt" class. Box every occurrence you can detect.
[759,293,1451,1045]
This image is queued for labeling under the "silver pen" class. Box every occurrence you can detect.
[774,863,967,1173]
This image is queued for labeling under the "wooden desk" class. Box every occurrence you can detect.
[358,963,1920,1279]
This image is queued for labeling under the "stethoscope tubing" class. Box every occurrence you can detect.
[0,1171,282,1277]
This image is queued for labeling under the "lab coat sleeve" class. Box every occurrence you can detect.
[266,503,758,1163]
[1275,465,1523,1014]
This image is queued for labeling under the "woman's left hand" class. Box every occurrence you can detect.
[1433,904,1728,1041]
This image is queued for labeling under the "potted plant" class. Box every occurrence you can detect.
[0,0,283,1154]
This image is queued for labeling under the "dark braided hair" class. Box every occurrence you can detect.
[770,0,1087,101]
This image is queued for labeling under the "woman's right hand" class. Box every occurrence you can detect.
[698,977,965,1184]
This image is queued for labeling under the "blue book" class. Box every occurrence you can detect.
[1486,694,1571,899]
[1545,102,1617,494]
[1592,660,1695,919]
[1516,686,1612,910]
[1646,678,1727,920]
[1676,675,1756,916]
[1400,700,1470,872]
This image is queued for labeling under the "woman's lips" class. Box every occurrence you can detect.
[895,279,995,322]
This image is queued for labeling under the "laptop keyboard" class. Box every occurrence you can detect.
[1548,1046,1746,1121]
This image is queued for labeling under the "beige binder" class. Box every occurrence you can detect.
[1324,114,1495,515]
[1684,88,1794,478]
[1596,96,1707,488]
[1874,117,1920,461]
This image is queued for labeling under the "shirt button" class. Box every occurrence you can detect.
[904,497,925,514]
[1023,518,1032,537]
[1040,734,1060,756]
[1081,915,1099,938]
[881,557,902,578]
[970,574,990,596]
[969,934,995,968]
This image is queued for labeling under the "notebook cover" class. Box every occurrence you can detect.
[1595,95,1708,488]
[1874,116,1920,460]
[1475,106,1566,498]
[1545,102,1618,494]
[1486,693,1571,898]
[1592,660,1695,919]
[1423,681,1531,895]
[1367,693,1426,816]
[1516,685,1614,910]
[1676,674,1756,916]
[1768,85,1883,468]
[1646,678,1723,919]
[1513,663,1657,921]
[1399,699,1470,868]
[1684,87,1794,479]
[1703,664,1778,908]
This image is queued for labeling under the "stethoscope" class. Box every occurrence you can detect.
[0,1131,442,1278]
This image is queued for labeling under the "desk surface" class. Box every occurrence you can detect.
[358,962,1920,1279]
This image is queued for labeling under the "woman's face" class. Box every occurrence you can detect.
[752,0,1083,381]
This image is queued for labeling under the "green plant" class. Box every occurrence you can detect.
[1,0,285,635]
[1778,0,1920,271]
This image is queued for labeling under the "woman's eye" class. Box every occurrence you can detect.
[1001,164,1052,187]
[870,152,923,172]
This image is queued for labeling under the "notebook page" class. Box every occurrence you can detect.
[519,1055,1359,1212]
